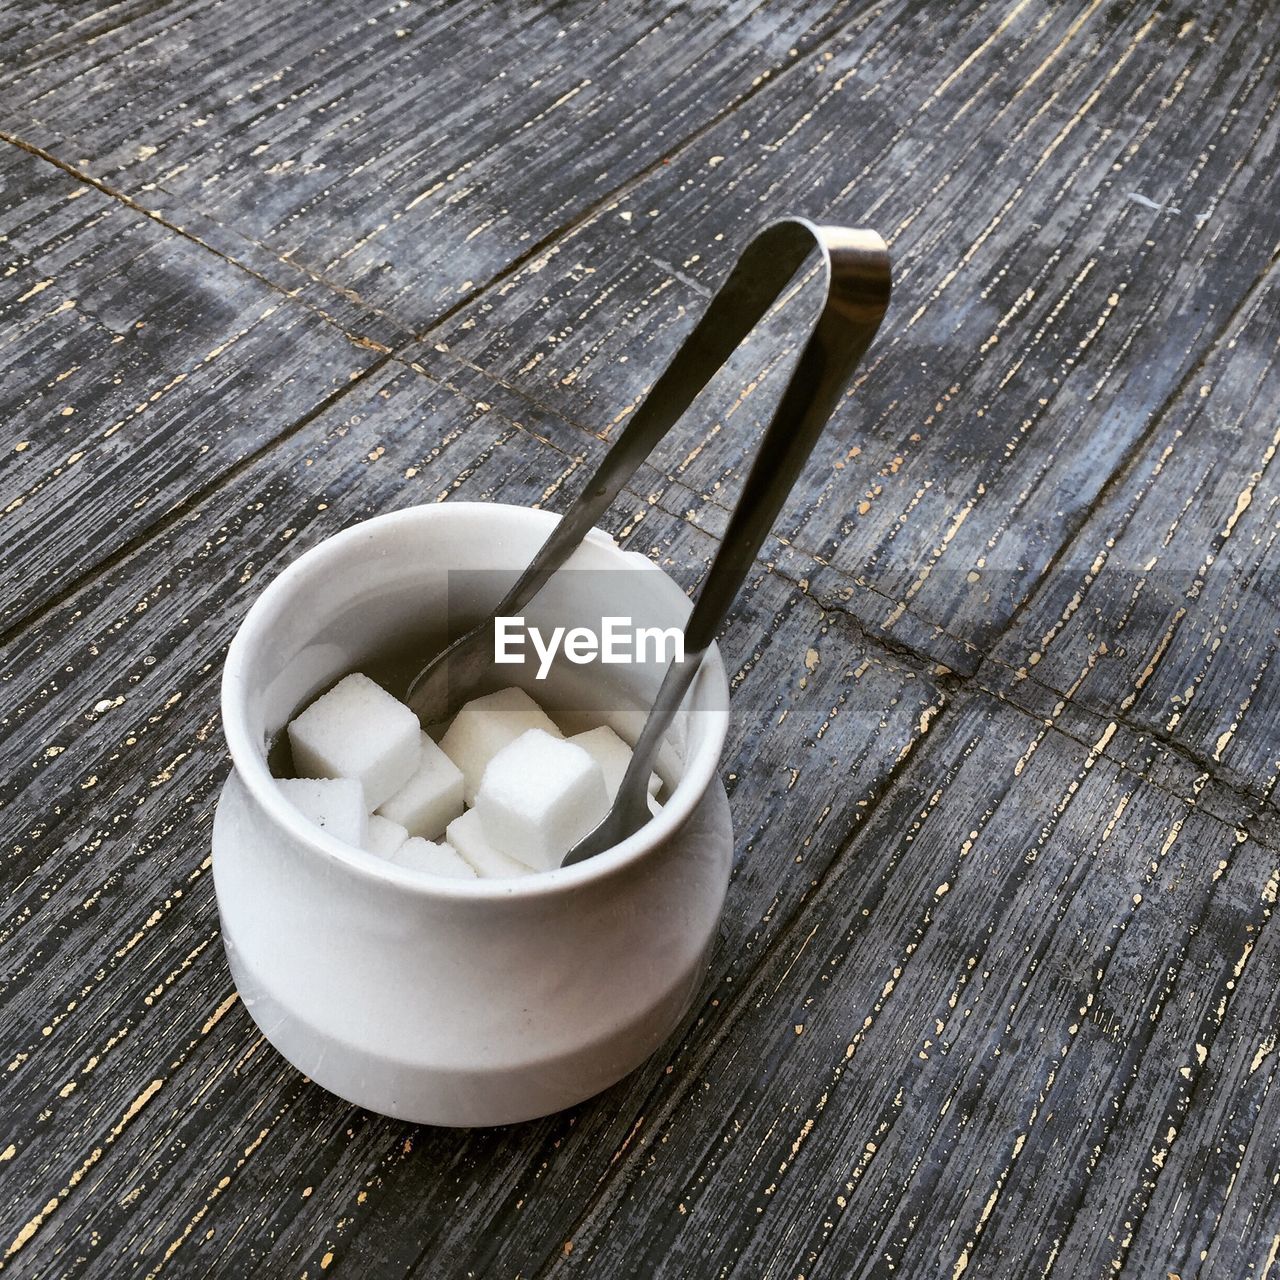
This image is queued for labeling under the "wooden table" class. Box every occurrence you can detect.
[3,2,1278,1276]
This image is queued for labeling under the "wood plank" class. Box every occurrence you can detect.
[0,355,943,1278]
[986,259,1280,806]
[1188,964,1280,1280]
[0,142,384,634]
[971,663,1276,839]
[1054,853,1279,1278]
[429,0,1280,676]
[0,0,158,69]
[0,0,884,331]
[520,694,1279,1279]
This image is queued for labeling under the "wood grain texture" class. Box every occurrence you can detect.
[986,258,1280,805]
[0,142,384,634]
[0,0,153,69]
[3,0,1280,1275]
[0,0,877,332]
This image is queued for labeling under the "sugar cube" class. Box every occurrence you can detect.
[276,777,368,848]
[474,729,609,871]
[569,726,661,801]
[364,814,409,859]
[377,733,465,839]
[389,837,477,879]
[446,809,537,879]
[287,672,421,809]
[439,686,563,804]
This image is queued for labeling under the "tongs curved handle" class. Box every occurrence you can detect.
[407,218,890,733]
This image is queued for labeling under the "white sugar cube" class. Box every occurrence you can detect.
[389,836,477,879]
[377,733,464,839]
[364,814,409,859]
[474,729,609,872]
[276,777,368,848]
[287,672,421,809]
[446,809,537,879]
[439,686,563,804]
[569,726,661,801]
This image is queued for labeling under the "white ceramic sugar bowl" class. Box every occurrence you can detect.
[213,502,732,1127]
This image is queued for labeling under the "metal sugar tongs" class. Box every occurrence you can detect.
[406,216,891,865]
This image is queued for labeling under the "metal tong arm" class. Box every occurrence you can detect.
[559,219,890,864]
[485,218,891,629]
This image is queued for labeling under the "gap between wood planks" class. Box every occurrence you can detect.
[777,564,1280,834]
[0,350,386,653]
[0,130,406,352]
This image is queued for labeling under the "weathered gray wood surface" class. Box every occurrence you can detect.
[0,143,384,632]
[1,1,1277,1277]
